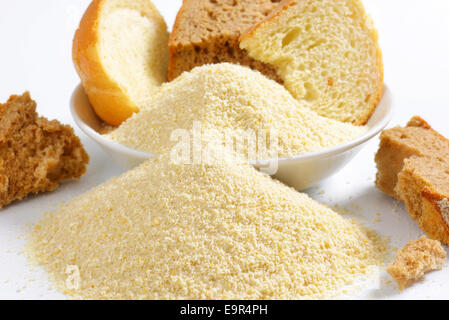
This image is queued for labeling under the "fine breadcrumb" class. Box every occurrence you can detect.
[376,116,449,245]
[387,236,446,290]
[27,147,387,300]
[168,0,282,82]
[106,63,366,158]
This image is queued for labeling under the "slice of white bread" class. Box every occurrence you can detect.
[240,0,383,125]
[73,0,169,126]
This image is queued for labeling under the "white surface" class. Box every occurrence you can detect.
[0,0,448,300]
[71,83,393,190]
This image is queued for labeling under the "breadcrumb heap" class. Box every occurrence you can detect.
[28,148,387,300]
[106,63,366,157]
[387,236,446,290]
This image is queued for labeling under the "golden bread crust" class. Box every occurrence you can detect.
[407,116,433,129]
[73,0,140,126]
[421,189,449,245]
[167,0,188,81]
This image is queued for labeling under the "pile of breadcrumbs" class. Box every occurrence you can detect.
[26,64,387,300]
[27,148,388,300]
[106,63,366,158]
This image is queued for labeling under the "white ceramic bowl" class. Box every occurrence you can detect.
[71,84,393,191]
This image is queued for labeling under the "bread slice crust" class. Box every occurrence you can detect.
[375,116,448,197]
[421,189,449,246]
[387,236,446,290]
[396,156,449,245]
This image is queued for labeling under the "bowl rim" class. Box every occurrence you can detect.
[71,84,393,164]
[70,86,155,160]
[276,86,393,163]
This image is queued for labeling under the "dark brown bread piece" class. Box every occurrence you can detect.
[375,116,449,244]
[168,0,283,82]
[0,93,89,208]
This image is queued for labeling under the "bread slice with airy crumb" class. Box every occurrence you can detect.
[73,0,169,126]
[240,0,383,125]
[387,236,446,290]
[375,117,449,245]
[168,0,282,82]
[0,93,89,208]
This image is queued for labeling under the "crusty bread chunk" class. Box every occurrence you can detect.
[168,0,282,82]
[375,117,449,199]
[0,93,89,208]
[107,63,366,157]
[240,0,383,125]
[397,157,449,245]
[73,0,169,126]
[387,236,446,290]
[28,144,386,300]
[375,117,449,244]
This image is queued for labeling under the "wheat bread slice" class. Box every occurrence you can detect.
[73,0,169,126]
[240,0,383,125]
[168,0,283,82]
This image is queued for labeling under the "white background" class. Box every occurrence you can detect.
[0,0,448,300]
